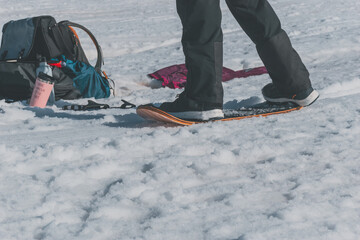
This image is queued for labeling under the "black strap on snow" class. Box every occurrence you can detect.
[62,100,136,111]
[119,100,136,109]
[62,100,109,111]
[59,21,104,74]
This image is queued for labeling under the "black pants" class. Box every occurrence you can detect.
[176,0,312,105]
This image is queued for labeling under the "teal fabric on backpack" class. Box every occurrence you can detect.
[55,55,110,99]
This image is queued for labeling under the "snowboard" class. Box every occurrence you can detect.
[136,102,303,126]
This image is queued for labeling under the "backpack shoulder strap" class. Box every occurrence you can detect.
[51,23,74,59]
[58,21,103,74]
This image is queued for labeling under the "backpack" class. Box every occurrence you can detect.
[0,16,113,101]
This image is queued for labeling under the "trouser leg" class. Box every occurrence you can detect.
[226,0,312,94]
[176,0,223,106]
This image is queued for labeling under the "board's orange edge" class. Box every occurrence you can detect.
[137,105,303,126]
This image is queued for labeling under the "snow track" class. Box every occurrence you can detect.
[321,78,360,100]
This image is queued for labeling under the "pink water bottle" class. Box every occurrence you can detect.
[29,72,56,108]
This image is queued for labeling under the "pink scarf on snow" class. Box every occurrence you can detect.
[148,64,268,89]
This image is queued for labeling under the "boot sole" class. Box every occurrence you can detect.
[264,90,320,107]
[167,109,224,121]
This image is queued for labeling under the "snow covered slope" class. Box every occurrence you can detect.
[0,0,360,239]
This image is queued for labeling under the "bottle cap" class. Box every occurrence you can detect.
[38,72,55,83]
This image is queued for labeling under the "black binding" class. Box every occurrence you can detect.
[62,100,136,111]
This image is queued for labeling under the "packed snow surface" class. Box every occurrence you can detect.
[0,0,360,239]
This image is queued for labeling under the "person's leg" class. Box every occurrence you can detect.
[226,0,318,105]
[158,0,224,120]
[177,0,223,106]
